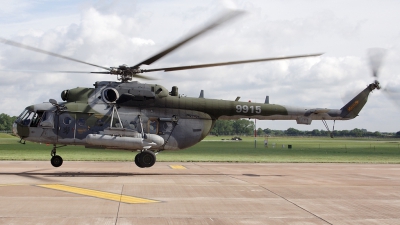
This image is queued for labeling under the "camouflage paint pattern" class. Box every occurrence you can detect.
[13,80,378,151]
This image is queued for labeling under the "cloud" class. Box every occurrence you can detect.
[131,38,155,46]
[1,0,400,132]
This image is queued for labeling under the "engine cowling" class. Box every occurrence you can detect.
[60,88,94,102]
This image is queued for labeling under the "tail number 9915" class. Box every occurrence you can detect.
[236,105,261,114]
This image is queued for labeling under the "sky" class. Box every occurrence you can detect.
[0,0,400,132]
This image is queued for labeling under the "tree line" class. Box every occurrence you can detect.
[210,119,255,136]
[263,127,391,137]
[211,119,400,137]
[0,113,17,132]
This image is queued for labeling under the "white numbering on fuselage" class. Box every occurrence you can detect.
[235,105,261,114]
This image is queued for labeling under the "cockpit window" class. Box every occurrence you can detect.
[17,109,28,120]
[16,110,35,126]
[30,113,39,127]
[15,109,27,124]
[16,109,52,128]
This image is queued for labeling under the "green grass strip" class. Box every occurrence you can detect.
[1,134,400,163]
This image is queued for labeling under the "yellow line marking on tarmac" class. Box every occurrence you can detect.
[0,184,31,187]
[0,184,27,187]
[37,184,159,204]
[169,165,187,169]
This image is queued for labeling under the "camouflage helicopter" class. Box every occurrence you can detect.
[2,10,383,168]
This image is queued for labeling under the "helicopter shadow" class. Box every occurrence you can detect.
[0,171,286,179]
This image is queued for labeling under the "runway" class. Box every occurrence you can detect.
[0,161,399,224]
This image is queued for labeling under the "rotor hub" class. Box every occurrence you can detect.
[108,66,144,82]
[369,80,381,91]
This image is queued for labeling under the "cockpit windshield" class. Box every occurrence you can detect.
[15,109,53,128]
[15,109,34,126]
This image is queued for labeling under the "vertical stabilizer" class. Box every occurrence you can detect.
[340,81,380,119]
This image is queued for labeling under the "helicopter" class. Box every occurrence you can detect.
[2,10,383,168]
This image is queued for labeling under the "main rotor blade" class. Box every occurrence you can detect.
[0,37,111,71]
[132,10,244,68]
[0,69,156,80]
[91,71,156,80]
[0,69,104,74]
[141,53,323,72]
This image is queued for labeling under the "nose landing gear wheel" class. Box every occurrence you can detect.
[51,155,63,167]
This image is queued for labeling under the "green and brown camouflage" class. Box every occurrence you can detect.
[14,80,379,152]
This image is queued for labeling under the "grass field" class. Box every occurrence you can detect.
[1,133,400,163]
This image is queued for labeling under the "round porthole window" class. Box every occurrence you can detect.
[163,122,173,132]
[95,119,104,126]
[149,120,157,132]
[63,117,72,125]
[77,118,86,126]
[129,121,137,129]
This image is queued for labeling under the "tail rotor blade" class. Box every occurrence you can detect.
[382,85,400,109]
[366,48,400,109]
[367,48,387,78]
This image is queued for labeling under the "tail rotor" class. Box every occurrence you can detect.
[367,48,400,108]
[367,48,386,80]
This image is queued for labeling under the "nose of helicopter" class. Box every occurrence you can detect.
[12,122,19,137]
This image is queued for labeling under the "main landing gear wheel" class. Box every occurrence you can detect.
[51,155,63,167]
[134,150,156,168]
[135,153,145,168]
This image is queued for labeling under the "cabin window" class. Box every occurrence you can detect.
[161,122,174,133]
[63,117,72,125]
[40,112,55,128]
[129,121,137,129]
[148,120,158,134]
[77,118,86,126]
[95,119,104,127]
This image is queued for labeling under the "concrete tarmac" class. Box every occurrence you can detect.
[0,161,399,225]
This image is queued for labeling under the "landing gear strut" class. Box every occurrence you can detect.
[134,150,156,168]
[50,144,64,167]
[19,138,26,144]
[322,120,335,138]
